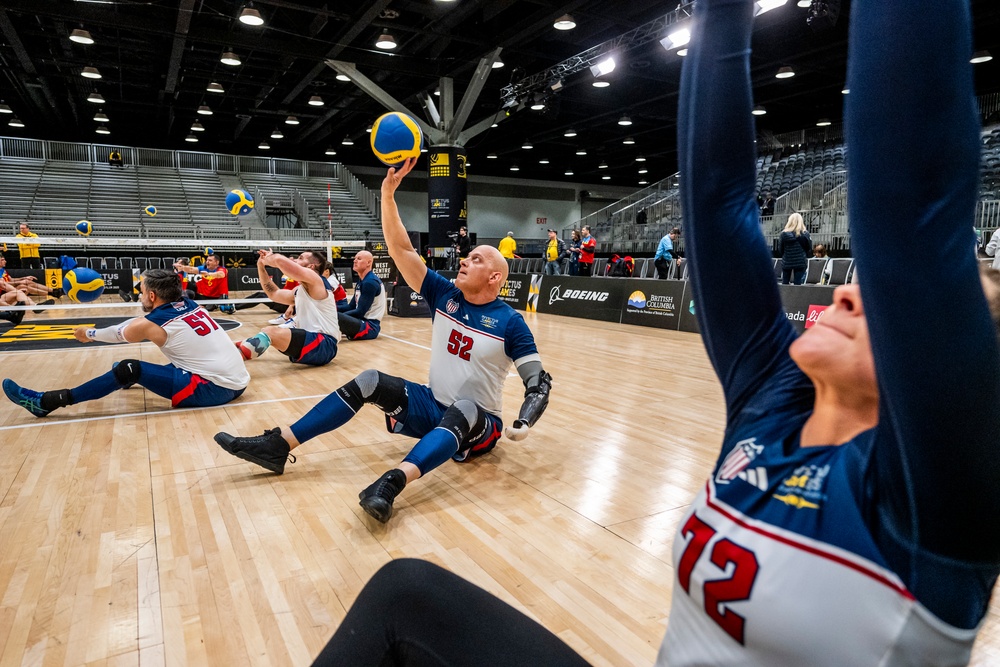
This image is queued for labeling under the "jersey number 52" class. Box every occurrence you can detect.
[447,329,474,361]
[677,514,760,645]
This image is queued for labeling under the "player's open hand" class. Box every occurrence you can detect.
[504,420,530,442]
[382,157,417,195]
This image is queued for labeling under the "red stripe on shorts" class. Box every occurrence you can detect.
[297,333,324,361]
[172,373,207,407]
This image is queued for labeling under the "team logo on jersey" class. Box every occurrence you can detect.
[772,464,830,510]
[716,437,763,484]
[446,299,459,314]
[479,315,498,329]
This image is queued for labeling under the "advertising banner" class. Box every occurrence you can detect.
[677,282,701,334]
[439,270,534,311]
[620,279,685,330]
[535,275,629,322]
[389,284,430,318]
[777,284,835,333]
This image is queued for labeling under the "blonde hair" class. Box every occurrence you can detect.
[783,212,806,237]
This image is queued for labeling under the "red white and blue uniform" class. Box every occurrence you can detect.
[338,271,386,340]
[287,276,341,366]
[660,1,1000,665]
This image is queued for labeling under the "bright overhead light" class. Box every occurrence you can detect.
[95,124,110,134]
[622,137,635,145]
[971,51,993,64]
[271,127,284,139]
[185,134,198,143]
[752,105,767,115]
[366,124,373,133]
[433,89,440,96]
[308,95,324,106]
[197,105,213,115]
[420,147,428,153]
[81,66,102,79]
[93,110,109,122]
[599,162,608,169]
[530,99,545,111]
[521,141,533,149]
[285,115,299,125]
[239,7,264,26]
[660,27,691,51]
[492,58,504,69]
[538,158,550,164]
[592,81,610,88]
[258,141,270,150]
[638,168,648,174]
[207,82,224,93]
[618,115,632,126]
[775,66,795,79]
[590,56,616,78]
[563,128,577,138]
[796,0,811,6]
[0,103,11,114]
[336,73,350,82]
[639,180,649,185]
[841,87,850,95]
[487,153,498,159]
[491,122,498,128]
[553,14,576,30]
[754,0,788,16]
[220,51,241,66]
[816,118,832,127]
[325,147,337,156]
[9,117,25,128]
[342,135,354,146]
[70,29,95,45]
[87,91,104,104]
[677,48,688,57]
[602,175,611,180]
[575,148,587,156]
[510,165,520,171]
[376,33,397,50]
[635,155,646,162]
[191,120,205,132]
[564,170,574,176]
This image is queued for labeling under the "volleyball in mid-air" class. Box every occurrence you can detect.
[143,205,157,217]
[225,189,254,216]
[75,220,92,236]
[370,111,423,166]
[63,267,105,303]
[204,247,214,256]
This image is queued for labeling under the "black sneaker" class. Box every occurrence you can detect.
[358,469,407,523]
[214,428,294,474]
[32,299,55,314]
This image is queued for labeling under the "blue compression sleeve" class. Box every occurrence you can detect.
[290,391,357,444]
[402,428,460,476]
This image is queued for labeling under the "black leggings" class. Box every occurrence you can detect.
[312,559,591,667]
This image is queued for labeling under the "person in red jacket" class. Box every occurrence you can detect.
[578,225,596,277]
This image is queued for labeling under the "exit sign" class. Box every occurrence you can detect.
[536,217,547,225]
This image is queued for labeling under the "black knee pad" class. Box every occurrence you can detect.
[336,370,407,417]
[438,399,481,443]
[113,359,142,387]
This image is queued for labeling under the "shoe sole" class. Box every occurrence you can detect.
[213,433,284,474]
[2,379,49,418]
[358,493,392,523]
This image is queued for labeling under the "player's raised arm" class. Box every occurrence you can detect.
[381,157,427,292]
[255,250,295,305]
[677,0,797,413]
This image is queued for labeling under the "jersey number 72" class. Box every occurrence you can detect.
[677,514,760,645]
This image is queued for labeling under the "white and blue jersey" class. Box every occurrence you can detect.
[661,1,1000,665]
[421,270,538,417]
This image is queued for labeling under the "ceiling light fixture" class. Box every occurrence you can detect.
[9,117,25,128]
[69,28,95,45]
[87,91,104,104]
[816,118,832,127]
[185,134,198,143]
[775,66,795,79]
[220,51,241,66]
[191,120,205,132]
[539,158,550,164]
[0,103,11,114]
[510,165,520,171]
[622,137,635,145]
[677,49,688,57]
[239,7,264,26]
[754,0,788,16]
[564,128,577,138]
[93,110,109,122]
[197,105,213,115]
[592,81,611,88]
[271,127,284,139]
[599,162,608,169]
[797,0,811,6]
[553,14,576,30]
[590,56,616,78]
[602,175,611,180]
[95,124,110,134]
[492,58,504,69]
[336,73,350,82]
[521,141,533,150]
[258,141,270,150]
[752,105,767,115]
[325,147,337,156]
[564,170,574,176]
[638,167,648,174]
[575,148,587,156]
[487,153,498,159]
[971,51,993,64]
[308,95,324,106]
[285,115,299,125]
[660,27,691,51]
[841,87,850,94]
[635,155,646,162]
[618,114,632,126]
[375,33,397,50]
[81,66,102,79]
[207,82,224,93]
[639,180,649,185]
[342,135,354,146]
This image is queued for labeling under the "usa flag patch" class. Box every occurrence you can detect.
[716,437,763,484]
[446,299,459,314]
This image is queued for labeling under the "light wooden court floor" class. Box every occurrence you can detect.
[0,307,998,666]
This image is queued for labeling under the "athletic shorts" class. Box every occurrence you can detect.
[389,381,504,462]
[136,362,245,408]
[289,329,338,366]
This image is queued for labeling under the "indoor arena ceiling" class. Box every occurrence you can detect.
[2,0,1000,187]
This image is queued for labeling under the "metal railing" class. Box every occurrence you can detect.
[332,162,380,219]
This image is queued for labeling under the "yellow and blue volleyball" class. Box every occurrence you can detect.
[143,205,157,217]
[204,247,214,256]
[63,267,105,303]
[75,219,92,236]
[225,189,254,216]
[371,111,423,166]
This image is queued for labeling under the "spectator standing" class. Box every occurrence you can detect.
[779,212,811,284]
[543,229,566,276]
[456,226,472,258]
[578,225,596,276]
[654,228,680,279]
[498,232,517,259]
[567,229,582,275]
[15,223,41,270]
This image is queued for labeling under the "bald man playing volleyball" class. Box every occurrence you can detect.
[215,157,552,523]
[337,250,386,340]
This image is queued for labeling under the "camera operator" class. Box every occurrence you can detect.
[456,226,471,258]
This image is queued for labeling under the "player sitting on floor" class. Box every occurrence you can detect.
[234,249,343,367]
[173,255,233,313]
[214,157,553,524]
[3,269,249,416]
[337,250,385,340]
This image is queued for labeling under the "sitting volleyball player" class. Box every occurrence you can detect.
[3,269,249,416]
[234,249,342,366]
[173,254,233,313]
[215,156,552,523]
[337,250,386,340]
